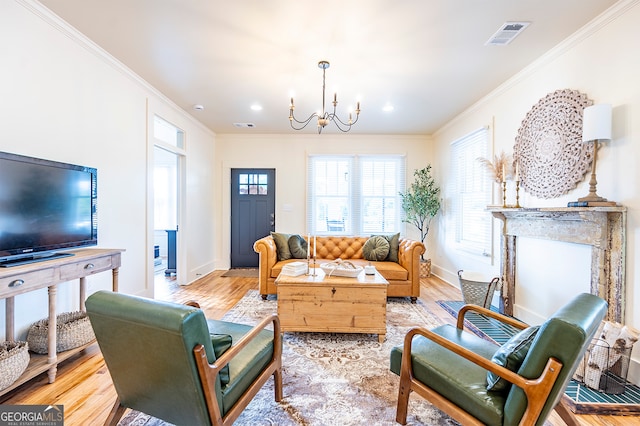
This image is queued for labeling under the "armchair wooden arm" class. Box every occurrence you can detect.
[397,326,562,426]
[194,314,283,426]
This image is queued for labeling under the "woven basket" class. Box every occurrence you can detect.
[457,270,499,309]
[0,341,30,391]
[27,311,95,354]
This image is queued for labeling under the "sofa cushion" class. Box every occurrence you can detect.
[373,233,400,262]
[270,232,292,261]
[487,326,540,392]
[363,235,390,261]
[346,259,409,281]
[288,234,308,259]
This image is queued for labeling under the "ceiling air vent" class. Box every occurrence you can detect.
[485,21,530,46]
[233,123,256,128]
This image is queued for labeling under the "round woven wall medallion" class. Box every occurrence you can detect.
[513,89,593,199]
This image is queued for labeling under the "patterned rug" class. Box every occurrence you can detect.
[118,290,458,425]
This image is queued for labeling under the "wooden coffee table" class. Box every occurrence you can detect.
[275,268,389,342]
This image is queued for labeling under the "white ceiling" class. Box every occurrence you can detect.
[38,0,618,135]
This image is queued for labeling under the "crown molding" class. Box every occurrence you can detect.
[16,0,214,136]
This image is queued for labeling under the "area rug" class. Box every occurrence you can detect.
[118,290,459,425]
[220,268,259,278]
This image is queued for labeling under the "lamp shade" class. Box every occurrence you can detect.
[582,104,612,142]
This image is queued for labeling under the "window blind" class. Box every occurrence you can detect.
[307,155,405,235]
[450,127,492,257]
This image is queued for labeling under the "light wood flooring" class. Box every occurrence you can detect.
[0,272,636,425]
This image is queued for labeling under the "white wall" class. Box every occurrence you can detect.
[213,134,432,269]
[0,1,216,340]
[431,0,640,382]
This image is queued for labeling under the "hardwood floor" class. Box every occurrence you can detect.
[0,271,636,425]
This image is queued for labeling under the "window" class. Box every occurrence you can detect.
[450,127,492,257]
[307,155,405,235]
[154,115,184,148]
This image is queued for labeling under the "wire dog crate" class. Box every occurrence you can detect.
[457,270,499,309]
[576,337,632,394]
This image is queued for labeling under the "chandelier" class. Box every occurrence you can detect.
[289,61,360,134]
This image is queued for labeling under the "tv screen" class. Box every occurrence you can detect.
[0,151,97,267]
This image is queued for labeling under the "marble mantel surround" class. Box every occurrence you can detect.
[489,206,627,323]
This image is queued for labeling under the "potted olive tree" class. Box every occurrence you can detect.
[399,165,440,277]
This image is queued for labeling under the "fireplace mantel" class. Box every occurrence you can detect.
[489,206,626,322]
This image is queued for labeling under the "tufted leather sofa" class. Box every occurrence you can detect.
[253,235,425,302]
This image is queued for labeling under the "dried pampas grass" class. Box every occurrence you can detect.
[477,151,514,183]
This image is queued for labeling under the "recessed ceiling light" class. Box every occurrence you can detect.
[193,104,205,111]
[383,104,394,112]
[250,104,263,111]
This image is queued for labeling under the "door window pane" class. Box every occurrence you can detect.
[239,173,268,195]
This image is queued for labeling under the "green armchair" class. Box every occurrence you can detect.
[86,290,283,426]
[390,293,607,425]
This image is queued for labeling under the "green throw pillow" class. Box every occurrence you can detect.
[362,235,390,261]
[372,233,400,262]
[487,325,540,392]
[210,333,232,386]
[288,234,308,259]
[271,232,292,261]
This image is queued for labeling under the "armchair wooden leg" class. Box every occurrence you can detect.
[395,371,412,425]
[104,398,127,426]
[555,398,581,426]
[274,369,283,402]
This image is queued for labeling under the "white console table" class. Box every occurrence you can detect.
[0,248,123,396]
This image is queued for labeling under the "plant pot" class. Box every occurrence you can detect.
[419,259,431,278]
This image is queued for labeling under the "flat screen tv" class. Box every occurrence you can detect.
[0,151,97,267]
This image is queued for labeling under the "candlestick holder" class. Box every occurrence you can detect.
[515,180,521,208]
[502,181,507,208]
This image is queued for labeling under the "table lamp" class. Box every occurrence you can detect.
[578,103,615,205]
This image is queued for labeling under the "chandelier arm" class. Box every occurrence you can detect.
[326,114,352,132]
[290,112,319,130]
[330,113,360,127]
